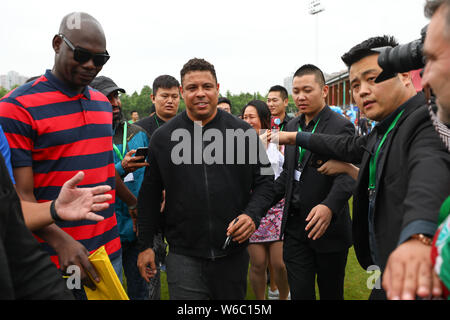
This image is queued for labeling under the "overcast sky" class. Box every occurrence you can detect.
[1,0,429,95]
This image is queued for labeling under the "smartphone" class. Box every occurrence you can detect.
[271,117,281,130]
[134,147,148,162]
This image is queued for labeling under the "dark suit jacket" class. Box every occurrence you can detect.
[274,105,355,253]
[297,93,450,270]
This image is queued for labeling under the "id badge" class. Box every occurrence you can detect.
[124,173,135,182]
[294,169,302,182]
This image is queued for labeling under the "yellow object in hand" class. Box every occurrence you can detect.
[84,246,129,300]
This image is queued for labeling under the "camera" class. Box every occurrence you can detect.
[375,25,428,83]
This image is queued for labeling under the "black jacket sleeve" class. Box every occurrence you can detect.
[400,111,450,234]
[320,121,357,216]
[297,131,369,164]
[137,141,164,252]
[243,135,276,229]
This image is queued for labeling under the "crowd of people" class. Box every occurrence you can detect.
[0,0,449,302]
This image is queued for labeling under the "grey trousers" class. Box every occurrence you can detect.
[166,249,249,300]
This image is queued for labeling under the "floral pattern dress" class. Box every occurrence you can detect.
[250,143,285,243]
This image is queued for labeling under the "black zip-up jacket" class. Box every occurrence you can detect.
[137,109,274,259]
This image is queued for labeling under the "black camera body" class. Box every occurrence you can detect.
[375,26,428,83]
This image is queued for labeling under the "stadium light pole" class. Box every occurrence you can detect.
[309,0,325,65]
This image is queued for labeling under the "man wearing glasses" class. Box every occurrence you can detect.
[0,12,121,299]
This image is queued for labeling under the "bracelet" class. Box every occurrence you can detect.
[410,234,432,246]
[128,204,137,210]
[50,200,63,222]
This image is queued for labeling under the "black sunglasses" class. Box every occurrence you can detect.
[59,34,110,67]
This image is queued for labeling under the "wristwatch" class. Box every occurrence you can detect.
[410,234,433,246]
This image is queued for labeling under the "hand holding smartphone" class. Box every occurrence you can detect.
[134,147,148,162]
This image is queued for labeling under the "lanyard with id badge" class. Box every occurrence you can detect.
[113,122,134,182]
[294,118,321,182]
[367,109,404,198]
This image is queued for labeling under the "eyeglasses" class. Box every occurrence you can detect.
[59,34,110,67]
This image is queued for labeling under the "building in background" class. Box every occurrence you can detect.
[0,71,28,90]
[283,73,293,95]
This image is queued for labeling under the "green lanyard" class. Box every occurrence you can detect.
[154,115,161,128]
[368,110,404,190]
[297,118,321,165]
[113,121,128,161]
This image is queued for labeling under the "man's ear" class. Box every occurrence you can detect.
[399,72,412,87]
[180,85,185,100]
[322,85,329,99]
[52,34,62,53]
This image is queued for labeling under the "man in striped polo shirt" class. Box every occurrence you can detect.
[0,12,121,298]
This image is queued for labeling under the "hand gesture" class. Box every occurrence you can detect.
[55,171,111,222]
[270,131,297,145]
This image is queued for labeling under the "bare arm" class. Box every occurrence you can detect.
[20,171,111,231]
[317,159,359,181]
[115,169,137,207]
[13,166,101,288]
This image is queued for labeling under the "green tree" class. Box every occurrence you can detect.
[0,87,8,99]
[0,84,20,99]
[117,85,298,119]
[120,85,153,120]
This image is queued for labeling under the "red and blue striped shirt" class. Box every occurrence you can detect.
[0,70,121,267]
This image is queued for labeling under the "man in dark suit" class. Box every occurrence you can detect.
[276,36,450,300]
[272,64,355,300]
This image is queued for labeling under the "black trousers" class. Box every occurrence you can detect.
[283,214,348,300]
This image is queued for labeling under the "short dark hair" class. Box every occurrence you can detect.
[242,100,271,130]
[152,75,180,96]
[425,0,450,17]
[293,64,326,88]
[130,110,137,114]
[218,97,232,107]
[341,35,399,68]
[268,85,289,101]
[425,0,450,33]
[180,58,217,85]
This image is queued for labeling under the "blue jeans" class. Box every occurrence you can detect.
[122,241,151,300]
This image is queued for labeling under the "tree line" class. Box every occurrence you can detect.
[119,87,298,121]
[0,85,298,121]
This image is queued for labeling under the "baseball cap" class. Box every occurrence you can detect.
[90,76,126,97]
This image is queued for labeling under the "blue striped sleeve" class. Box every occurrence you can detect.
[0,124,15,184]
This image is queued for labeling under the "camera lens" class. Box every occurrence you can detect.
[378,39,424,74]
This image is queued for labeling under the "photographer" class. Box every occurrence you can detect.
[383,0,450,300]
[275,35,450,300]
